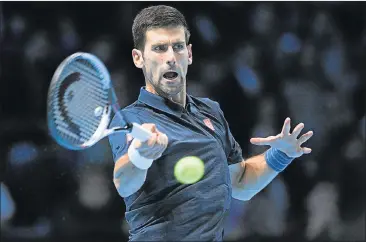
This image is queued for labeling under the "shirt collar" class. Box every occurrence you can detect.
[137,87,195,116]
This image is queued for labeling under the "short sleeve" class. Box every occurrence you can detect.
[108,110,141,162]
[215,102,243,165]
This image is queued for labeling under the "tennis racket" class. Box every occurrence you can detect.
[47,52,152,150]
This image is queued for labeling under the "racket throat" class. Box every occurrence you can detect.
[113,125,131,132]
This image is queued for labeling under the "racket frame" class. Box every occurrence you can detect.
[47,52,151,150]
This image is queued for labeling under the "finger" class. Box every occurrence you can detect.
[142,123,157,133]
[281,117,291,136]
[250,136,278,146]
[298,131,313,145]
[147,133,157,146]
[291,122,304,138]
[302,147,312,154]
[159,133,169,147]
[152,133,166,158]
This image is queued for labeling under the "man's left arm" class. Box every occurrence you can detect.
[229,117,314,201]
[229,155,277,201]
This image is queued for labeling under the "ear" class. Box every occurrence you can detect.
[132,49,144,69]
[187,44,193,65]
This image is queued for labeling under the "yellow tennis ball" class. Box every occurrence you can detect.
[174,156,205,184]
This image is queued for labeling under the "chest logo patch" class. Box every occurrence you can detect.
[203,118,215,131]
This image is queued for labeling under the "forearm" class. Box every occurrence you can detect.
[231,147,294,201]
[231,153,278,201]
[113,153,148,198]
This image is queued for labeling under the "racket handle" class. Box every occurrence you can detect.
[130,123,153,142]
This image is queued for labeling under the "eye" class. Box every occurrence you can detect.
[173,44,184,51]
[153,45,167,52]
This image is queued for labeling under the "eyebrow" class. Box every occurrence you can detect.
[151,41,185,46]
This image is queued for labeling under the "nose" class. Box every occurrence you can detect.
[166,47,176,67]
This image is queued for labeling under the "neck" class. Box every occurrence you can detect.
[145,83,186,107]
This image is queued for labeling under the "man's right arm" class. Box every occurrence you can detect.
[112,123,168,198]
[113,153,148,197]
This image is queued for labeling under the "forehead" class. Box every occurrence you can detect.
[145,27,186,45]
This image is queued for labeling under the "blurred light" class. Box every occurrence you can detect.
[322,45,344,80]
[2,218,51,238]
[258,97,276,121]
[266,177,289,236]
[90,37,114,63]
[233,64,261,96]
[25,31,50,63]
[200,60,225,85]
[306,182,339,240]
[1,183,16,223]
[59,18,80,51]
[251,3,274,35]
[234,44,258,68]
[8,142,38,166]
[283,81,329,151]
[78,169,111,210]
[344,135,365,160]
[10,15,26,37]
[312,12,332,37]
[278,32,301,54]
[194,15,219,45]
[32,218,51,237]
[303,159,318,178]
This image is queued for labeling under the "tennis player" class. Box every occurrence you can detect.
[109,5,313,241]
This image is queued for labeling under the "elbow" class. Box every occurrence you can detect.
[116,187,133,198]
[113,178,137,198]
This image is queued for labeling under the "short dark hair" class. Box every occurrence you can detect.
[132,5,191,50]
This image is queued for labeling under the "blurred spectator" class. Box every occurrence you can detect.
[0,2,364,242]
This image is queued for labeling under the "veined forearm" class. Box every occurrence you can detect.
[231,153,278,201]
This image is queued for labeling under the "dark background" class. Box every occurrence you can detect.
[0,2,365,242]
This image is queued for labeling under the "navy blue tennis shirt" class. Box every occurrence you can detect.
[108,87,243,241]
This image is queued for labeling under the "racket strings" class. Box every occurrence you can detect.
[51,59,109,145]
[66,66,106,136]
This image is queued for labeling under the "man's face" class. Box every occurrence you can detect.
[133,27,192,98]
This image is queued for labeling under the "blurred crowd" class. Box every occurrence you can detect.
[1,2,365,242]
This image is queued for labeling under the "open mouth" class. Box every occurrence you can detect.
[163,71,178,80]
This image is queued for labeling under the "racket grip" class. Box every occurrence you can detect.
[130,123,153,142]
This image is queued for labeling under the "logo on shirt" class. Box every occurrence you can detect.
[203,118,215,131]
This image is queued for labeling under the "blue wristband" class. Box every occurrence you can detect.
[265,148,294,172]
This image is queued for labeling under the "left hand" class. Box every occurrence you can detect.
[250,117,314,158]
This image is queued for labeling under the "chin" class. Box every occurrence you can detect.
[161,86,183,97]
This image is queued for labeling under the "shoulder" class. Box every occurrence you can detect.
[191,96,221,111]
[190,96,224,117]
